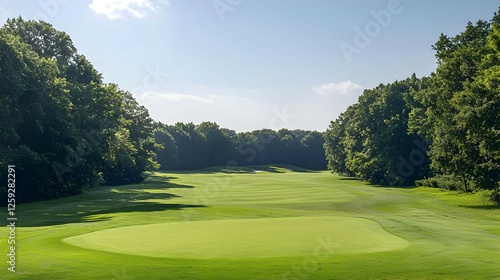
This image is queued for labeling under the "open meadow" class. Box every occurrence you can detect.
[1,165,499,279]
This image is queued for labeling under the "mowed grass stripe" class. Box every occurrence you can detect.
[1,167,499,279]
[172,172,356,205]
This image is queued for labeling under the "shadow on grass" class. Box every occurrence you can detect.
[164,164,322,174]
[459,204,500,210]
[145,175,178,182]
[18,177,205,227]
[339,177,417,189]
[369,183,418,189]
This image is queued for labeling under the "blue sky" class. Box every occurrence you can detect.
[1,0,499,131]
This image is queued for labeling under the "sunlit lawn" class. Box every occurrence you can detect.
[1,166,499,279]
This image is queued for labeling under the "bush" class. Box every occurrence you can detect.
[490,184,500,204]
[415,175,464,191]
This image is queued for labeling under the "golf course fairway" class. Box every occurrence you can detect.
[1,166,499,279]
[64,216,409,258]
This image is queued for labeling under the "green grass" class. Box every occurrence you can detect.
[64,216,409,258]
[1,166,499,279]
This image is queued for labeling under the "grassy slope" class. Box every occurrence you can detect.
[1,166,499,279]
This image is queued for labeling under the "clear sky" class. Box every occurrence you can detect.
[1,0,499,131]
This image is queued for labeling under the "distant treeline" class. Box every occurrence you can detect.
[153,122,327,171]
[324,9,500,200]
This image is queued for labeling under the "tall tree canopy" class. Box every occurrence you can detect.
[325,8,500,198]
[0,18,158,204]
[409,11,500,191]
[324,76,430,185]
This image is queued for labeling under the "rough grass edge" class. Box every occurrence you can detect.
[416,177,500,205]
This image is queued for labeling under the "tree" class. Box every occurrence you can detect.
[325,7,500,195]
[196,122,236,167]
[0,29,86,202]
[154,126,179,170]
[301,131,327,170]
[325,77,429,185]
[409,11,500,191]
[0,18,158,204]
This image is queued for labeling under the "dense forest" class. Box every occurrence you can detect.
[154,122,327,170]
[324,9,500,202]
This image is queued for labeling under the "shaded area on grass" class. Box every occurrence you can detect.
[17,176,205,227]
[340,177,417,189]
[369,183,418,189]
[165,164,321,174]
[459,204,500,210]
[339,177,360,181]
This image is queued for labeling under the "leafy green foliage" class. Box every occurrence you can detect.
[325,8,500,202]
[325,77,430,185]
[411,10,500,191]
[0,18,157,204]
[153,122,327,170]
[415,176,463,191]
[491,186,500,204]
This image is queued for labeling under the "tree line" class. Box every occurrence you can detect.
[153,122,327,171]
[324,9,500,201]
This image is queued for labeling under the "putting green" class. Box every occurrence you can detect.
[64,216,409,258]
